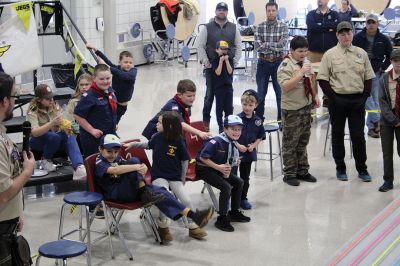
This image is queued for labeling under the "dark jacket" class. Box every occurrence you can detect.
[337,5,358,22]
[306,9,339,53]
[379,72,400,126]
[353,29,393,73]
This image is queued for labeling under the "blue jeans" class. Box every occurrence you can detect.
[255,59,282,121]
[30,131,83,168]
[202,68,215,122]
[365,71,381,129]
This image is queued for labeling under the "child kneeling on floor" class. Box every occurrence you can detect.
[94,134,214,240]
[196,115,250,232]
[124,111,208,241]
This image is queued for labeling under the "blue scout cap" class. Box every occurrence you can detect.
[100,134,121,149]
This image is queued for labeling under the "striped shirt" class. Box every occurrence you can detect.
[254,20,288,57]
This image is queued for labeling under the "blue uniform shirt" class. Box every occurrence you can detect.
[211,56,234,89]
[237,112,265,162]
[94,154,140,193]
[74,88,117,137]
[148,132,189,181]
[95,50,137,102]
[197,136,230,165]
[142,98,190,140]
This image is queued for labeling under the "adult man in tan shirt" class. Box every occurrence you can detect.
[317,21,375,182]
[0,72,35,265]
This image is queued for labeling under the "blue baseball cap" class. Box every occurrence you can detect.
[242,89,259,102]
[100,134,121,149]
[224,115,243,126]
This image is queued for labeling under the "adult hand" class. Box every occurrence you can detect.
[16,217,23,232]
[314,97,321,108]
[247,143,256,153]
[51,115,63,127]
[22,151,35,176]
[236,143,247,153]
[90,128,103,138]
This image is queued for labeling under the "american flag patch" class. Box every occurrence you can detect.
[210,139,216,144]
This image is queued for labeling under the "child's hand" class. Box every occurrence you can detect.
[224,55,229,61]
[216,164,231,177]
[123,143,133,151]
[86,43,97,51]
[247,143,256,153]
[313,97,321,108]
[198,131,212,140]
[236,143,247,153]
[97,57,106,65]
[301,62,312,76]
[219,56,225,62]
[51,115,63,127]
[90,128,103,138]
[137,163,148,176]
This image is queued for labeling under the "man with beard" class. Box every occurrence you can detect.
[254,1,288,124]
[0,72,35,265]
[197,2,242,132]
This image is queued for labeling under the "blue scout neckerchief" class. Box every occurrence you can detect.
[216,132,240,167]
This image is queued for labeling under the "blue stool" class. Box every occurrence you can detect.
[35,239,87,266]
[255,124,283,181]
[59,192,113,265]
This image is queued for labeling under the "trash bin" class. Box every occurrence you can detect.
[50,63,89,89]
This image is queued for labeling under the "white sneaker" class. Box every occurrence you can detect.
[73,165,86,180]
[41,159,56,172]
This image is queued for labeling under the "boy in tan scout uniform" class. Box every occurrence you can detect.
[278,36,320,186]
[317,21,375,182]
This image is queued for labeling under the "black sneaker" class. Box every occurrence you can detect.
[215,215,234,232]
[228,210,251,223]
[379,181,393,192]
[283,176,300,186]
[140,190,165,208]
[297,173,317,183]
[192,207,214,228]
[358,171,372,182]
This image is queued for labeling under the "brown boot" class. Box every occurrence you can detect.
[189,227,207,239]
[368,129,379,138]
[158,227,173,242]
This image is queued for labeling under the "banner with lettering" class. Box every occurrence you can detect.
[0,2,42,76]
[39,3,55,32]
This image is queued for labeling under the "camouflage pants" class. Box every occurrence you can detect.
[282,105,312,178]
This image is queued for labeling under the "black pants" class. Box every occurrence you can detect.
[239,162,252,200]
[328,94,367,173]
[0,218,18,266]
[116,103,128,124]
[196,165,243,215]
[380,125,400,182]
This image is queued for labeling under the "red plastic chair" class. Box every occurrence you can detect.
[184,121,219,212]
[84,154,161,259]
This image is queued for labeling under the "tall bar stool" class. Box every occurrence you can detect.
[58,191,114,265]
[35,239,88,266]
[255,124,283,181]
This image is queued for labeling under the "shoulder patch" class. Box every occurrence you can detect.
[210,139,216,144]
[82,92,88,97]
[171,105,179,111]
[255,119,262,126]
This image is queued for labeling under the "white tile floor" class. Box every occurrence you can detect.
[23,60,400,266]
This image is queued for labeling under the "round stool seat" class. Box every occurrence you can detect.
[38,240,87,259]
[264,124,279,133]
[63,191,103,205]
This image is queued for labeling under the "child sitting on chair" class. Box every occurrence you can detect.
[27,84,86,179]
[124,111,208,242]
[94,134,214,239]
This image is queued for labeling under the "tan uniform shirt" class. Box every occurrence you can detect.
[278,56,312,110]
[0,124,23,221]
[317,44,375,94]
[388,71,399,108]
[65,97,79,122]
[26,103,61,131]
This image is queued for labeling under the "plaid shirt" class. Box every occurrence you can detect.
[254,20,288,57]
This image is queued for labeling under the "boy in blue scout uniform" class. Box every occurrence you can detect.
[125,111,209,241]
[278,36,320,187]
[236,90,265,209]
[95,134,214,231]
[74,64,118,158]
[212,40,234,133]
[196,115,250,232]
[142,79,210,140]
[86,44,137,124]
